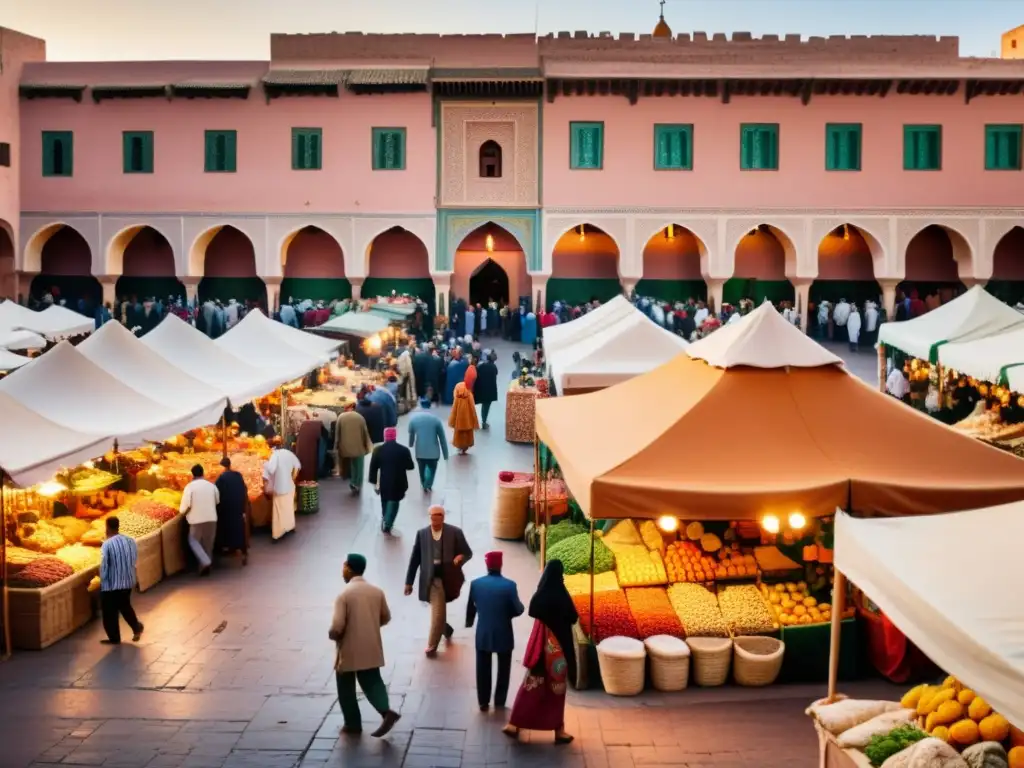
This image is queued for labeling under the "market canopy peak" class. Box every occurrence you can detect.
[686,301,842,369]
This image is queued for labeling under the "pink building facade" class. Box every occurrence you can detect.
[3,21,1024,318]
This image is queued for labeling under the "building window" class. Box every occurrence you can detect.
[1013,39,1019,49]
[204,130,237,173]
[42,131,73,177]
[0,143,9,168]
[372,127,406,170]
[479,140,502,178]
[903,125,942,171]
[292,128,322,171]
[825,123,862,171]
[985,124,1022,171]
[653,124,693,170]
[122,131,154,174]
[740,123,779,170]
[570,122,604,169]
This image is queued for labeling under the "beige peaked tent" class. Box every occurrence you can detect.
[535,302,1024,521]
[542,296,635,360]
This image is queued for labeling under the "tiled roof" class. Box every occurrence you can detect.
[262,69,347,86]
[91,84,168,91]
[171,81,253,90]
[431,67,542,80]
[346,68,429,85]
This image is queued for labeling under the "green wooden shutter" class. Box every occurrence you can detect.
[225,131,237,172]
[62,134,73,176]
[123,132,133,173]
[42,133,53,176]
[204,131,216,171]
[655,130,670,168]
[292,131,302,169]
[308,131,320,169]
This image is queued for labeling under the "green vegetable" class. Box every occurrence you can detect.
[545,533,615,575]
[863,725,927,767]
[547,519,587,548]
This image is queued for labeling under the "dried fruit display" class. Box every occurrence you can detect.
[610,544,668,587]
[761,581,831,626]
[108,511,160,539]
[638,520,666,555]
[717,584,777,635]
[573,589,640,642]
[624,587,685,639]
[563,571,619,596]
[69,469,122,495]
[18,521,66,553]
[55,543,102,573]
[9,557,74,588]
[4,544,45,573]
[546,533,616,575]
[667,583,729,637]
[155,452,266,500]
[129,498,178,523]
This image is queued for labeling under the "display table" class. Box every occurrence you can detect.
[814,721,872,768]
[161,515,187,577]
[135,529,164,593]
[779,618,860,684]
[506,381,541,444]
[8,566,98,650]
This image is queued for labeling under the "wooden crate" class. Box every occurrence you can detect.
[135,530,163,593]
[8,567,97,650]
[161,515,186,577]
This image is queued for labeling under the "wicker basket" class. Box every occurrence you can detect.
[492,475,532,540]
[297,482,319,515]
[161,515,187,577]
[7,567,97,650]
[644,635,691,692]
[596,636,646,696]
[135,530,164,593]
[249,495,272,529]
[687,636,733,687]
[732,635,785,687]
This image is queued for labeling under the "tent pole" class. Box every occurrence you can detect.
[535,434,545,569]
[221,414,229,460]
[877,343,886,393]
[1,470,11,660]
[936,363,944,401]
[589,517,595,645]
[827,569,846,702]
[279,387,287,445]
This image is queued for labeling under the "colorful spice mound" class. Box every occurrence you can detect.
[610,544,668,587]
[546,519,588,548]
[564,571,619,596]
[55,544,103,573]
[9,557,74,588]
[625,588,685,639]
[546,533,615,575]
[717,584,777,635]
[667,583,729,638]
[573,589,639,643]
[130,498,178,523]
[5,545,45,573]
[110,511,161,539]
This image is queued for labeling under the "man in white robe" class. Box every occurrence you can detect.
[864,301,879,343]
[846,303,862,352]
[886,367,910,400]
[262,441,302,540]
[832,298,851,343]
[693,301,709,328]
[816,300,831,340]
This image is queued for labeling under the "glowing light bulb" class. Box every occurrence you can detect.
[788,512,807,531]
[666,224,675,241]
[657,515,679,533]
[762,514,780,534]
[36,480,67,498]
[578,224,586,243]
[485,234,495,252]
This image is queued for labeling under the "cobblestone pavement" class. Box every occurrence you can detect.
[0,338,896,768]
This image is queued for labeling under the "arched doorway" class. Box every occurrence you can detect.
[725,224,795,306]
[196,225,266,310]
[364,226,434,312]
[452,222,528,308]
[281,226,350,303]
[115,226,185,304]
[811,224,882,337]
[30,225,101,312]
[638,224,707,302]
[900,225,968,314]
[548,224,621,309]
[987,226,1024,306]
[0,221,14,300]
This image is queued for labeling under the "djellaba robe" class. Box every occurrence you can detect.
[444,357,469,405]
[449,383,480,452]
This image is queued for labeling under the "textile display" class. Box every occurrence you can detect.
[505,381,540,444]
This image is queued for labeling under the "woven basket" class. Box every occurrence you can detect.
[297,482,319,515]
[492,477,532,540]
[161,515,186,577]
[7,567,97,650]
[596,636,646,696]
[135,530,164,593]
[687,636,733,687]
[732,635,785,687]
[644,635,691,692]
[249,495,272,528]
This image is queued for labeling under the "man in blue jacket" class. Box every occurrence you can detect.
[407,406,449,493]
[466,551,524,711]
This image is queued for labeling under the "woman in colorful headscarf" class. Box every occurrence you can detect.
[448,382,480,455]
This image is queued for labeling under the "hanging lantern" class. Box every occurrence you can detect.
[578,224,586,243]
[665,224,675,241]
[485,234,495,252]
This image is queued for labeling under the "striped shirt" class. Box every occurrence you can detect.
[100,534,138,592]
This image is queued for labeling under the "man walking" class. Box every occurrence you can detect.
[404,505,473,656]
[475,351,499,430]
[368,427,415,535]
[407,405,449,493]
[335,406,374,495]
[466,551,523,711]
[262,437,302,540]
[215,457,249,566]
[329,554,401,738]
[99,516,144,644]
[180,464,219,576]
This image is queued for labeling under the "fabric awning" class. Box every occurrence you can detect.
[0,301,94,340]
[0,329,46,351]
[878,286,1024,362]
[142,315,287,403]
[542,296,636,361]
[835,508,1024,727]
[215,313,325,384]
[77,322,227,421]
[230,310,342,361]
[0,342,225,447]
[0,348,32,372]
[536,303,1024,520]
[368,302,418,320]
[317,311,391,338]
[937,324,1024,389]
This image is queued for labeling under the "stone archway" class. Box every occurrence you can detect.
[726,224,795,306]
[452,222,528,307]
[901,224,969,312]
[638,223,708,302]
[811,223,884,341]
[548,223,621,309]
[195,225,266,309]
[364,226,434,312]
[281,225,350,303]
[987,226,1024,306]
[0,220,14,300]
[114,226,185,303]
[30,224,102,309]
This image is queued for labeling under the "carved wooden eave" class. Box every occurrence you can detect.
[346,69,429,95]
[169,82,252,100]
[90,85,170,104]
[431,68,544,99]
[261,70,346,101]
[18,84,86,102]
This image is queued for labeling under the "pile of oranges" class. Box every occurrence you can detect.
[664,540,758,583]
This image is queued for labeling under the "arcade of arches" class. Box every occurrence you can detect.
[452,223,528,309]
[31,224,102,307]
[364,226,434,312]
[898,224,968,307]
[115,226,185,304]
[725,225,795,306]
[811,224,881,309]
[196,225,266,308]
[0,222,14,300]
[638,224,707,302]
[548,224,621,309]
[281,226,350,303]
[987,226,1024,305]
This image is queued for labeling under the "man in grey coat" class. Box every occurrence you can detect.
[407,407,449,493]
[404,506,473,656]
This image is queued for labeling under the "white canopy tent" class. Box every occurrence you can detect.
[227,310,342,361]
[541,295,635,361]
[835,506,1024,727]
[550,311,689,393]
[142,315,288,403]
[316,311,391,338]
[0,330,45,352]
[937,324,1024,392]
[0,342,226,447]
[877,286,1024,362]
[0,391,113,486]
[78,322,228,417]
[0,349,32,372]
[0,301,95,340]
[215,313,326,384]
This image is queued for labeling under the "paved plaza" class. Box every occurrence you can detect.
[0,338,896,768]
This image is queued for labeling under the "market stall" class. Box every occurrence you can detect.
[237,308,343,361]
[215,310,330,385]
[937,325,1024,393]
[312,311,390,366]
[0,349,31,373]
[0,329,46,352]
[541,295,637,362]
[548,309,688,395]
